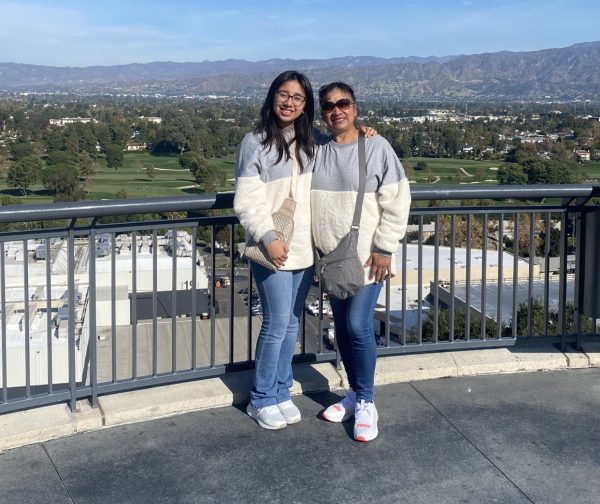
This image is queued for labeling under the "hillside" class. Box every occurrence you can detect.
[1,42,599,101]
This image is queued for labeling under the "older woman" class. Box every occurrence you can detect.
[311,82,411,442]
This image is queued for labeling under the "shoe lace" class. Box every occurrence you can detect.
[355,400,372,424]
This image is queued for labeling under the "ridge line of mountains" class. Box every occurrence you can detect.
[1,41,599,101]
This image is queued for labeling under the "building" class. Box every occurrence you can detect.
[139,116,162,124]
[49,117,94,127]
[125,142,147,152]
[575,150,591,162]
[0,233,209,389]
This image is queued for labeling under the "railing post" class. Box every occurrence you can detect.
[1,242,7,405]
[89,226,98,407]
[558,211,568,351]
[68,221,77,412]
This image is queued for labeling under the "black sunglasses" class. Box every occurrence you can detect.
[321,98,355,113]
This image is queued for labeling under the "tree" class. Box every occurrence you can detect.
[42,164,85,202]
[46,150,75,167]
[1,195,21,206]
[0,149,10,175]
[78,151,95,180]
[7,156,42,195]
[474,167,487,183]
[145,162,156,181]
[424,215,484,249]
[10,142,34,162]
[537,227,561,257]
[116,188,128,199]
[425,166,437,184]
[105,144,124,170]
[422,307,501,342]
[198,167,226,193]
[179,151,202,171]
[497,164,528,185]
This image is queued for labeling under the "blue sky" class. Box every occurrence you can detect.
[1,0,599,67]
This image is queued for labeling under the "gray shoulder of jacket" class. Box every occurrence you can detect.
[237,132,264,177]
[366,134,395,153]
[240,131,262,152]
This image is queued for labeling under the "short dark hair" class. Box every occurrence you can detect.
[255,70,315,171]
[318,82,356,105]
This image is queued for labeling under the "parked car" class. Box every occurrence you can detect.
[306,299,332,317]
[238,286,257,296]
[251,300,263,316]
[324,322,335,348]
[244,292,260,304]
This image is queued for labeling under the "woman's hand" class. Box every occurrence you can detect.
[359,125,378,138]
[364,252,391,282]
[266,239,288,268]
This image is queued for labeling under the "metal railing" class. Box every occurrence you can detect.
[0,185,598,414]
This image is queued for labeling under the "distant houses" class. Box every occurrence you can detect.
[138,116,162,124]
[49,117,95,127]
[575,149,591,162]
[125,142,147,152]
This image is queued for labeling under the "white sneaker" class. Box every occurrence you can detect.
[322,389,356,423]
[277,399,301,424]
[246,402,287,430]
[354,400,378,442]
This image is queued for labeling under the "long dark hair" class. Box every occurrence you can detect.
[254,70,315,171]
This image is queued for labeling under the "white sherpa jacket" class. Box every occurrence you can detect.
[234,130,314,270]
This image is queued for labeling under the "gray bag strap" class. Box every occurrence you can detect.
[351,131,367,230]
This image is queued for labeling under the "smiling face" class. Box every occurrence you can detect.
[321,87,357,136]
[272,79,306,128]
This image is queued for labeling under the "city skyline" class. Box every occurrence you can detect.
[0,0,599,67]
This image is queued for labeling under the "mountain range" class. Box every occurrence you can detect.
[1,42,599,101]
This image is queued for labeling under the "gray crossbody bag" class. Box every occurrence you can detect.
[316,132,366,300]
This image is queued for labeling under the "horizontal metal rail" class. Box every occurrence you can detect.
[0,184,598,415]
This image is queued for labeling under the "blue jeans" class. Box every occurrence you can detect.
[329,282,383,403]
[250,262,314,408]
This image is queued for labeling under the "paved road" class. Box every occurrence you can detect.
[3,367,600,503]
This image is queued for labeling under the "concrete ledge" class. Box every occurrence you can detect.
[290,362,343,395]
[452,345,569,376]
[0,344,596,452]
[73,400,104,433]
[581,341,600,367]
[375,352,458,385]
[0,401,101,452]
[100,362,340,427]
[100,374,241,427]
[563,344,591,368]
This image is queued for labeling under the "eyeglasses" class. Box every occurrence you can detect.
[275,90,306,106]
[321,98,355,114]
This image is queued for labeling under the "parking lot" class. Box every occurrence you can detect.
[210,268,335,353]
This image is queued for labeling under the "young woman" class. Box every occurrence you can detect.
[234,70,316,430]
[311,82,411,441]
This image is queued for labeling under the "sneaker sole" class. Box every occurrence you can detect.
[355,428,378,442]
[282,414,301,425]
[247,407,287,430]
[322,409,354,423]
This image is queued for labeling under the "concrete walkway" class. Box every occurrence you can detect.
[2,342,600,503]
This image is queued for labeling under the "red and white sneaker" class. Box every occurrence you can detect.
[322,389,356,422]
[353,400,378,442]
